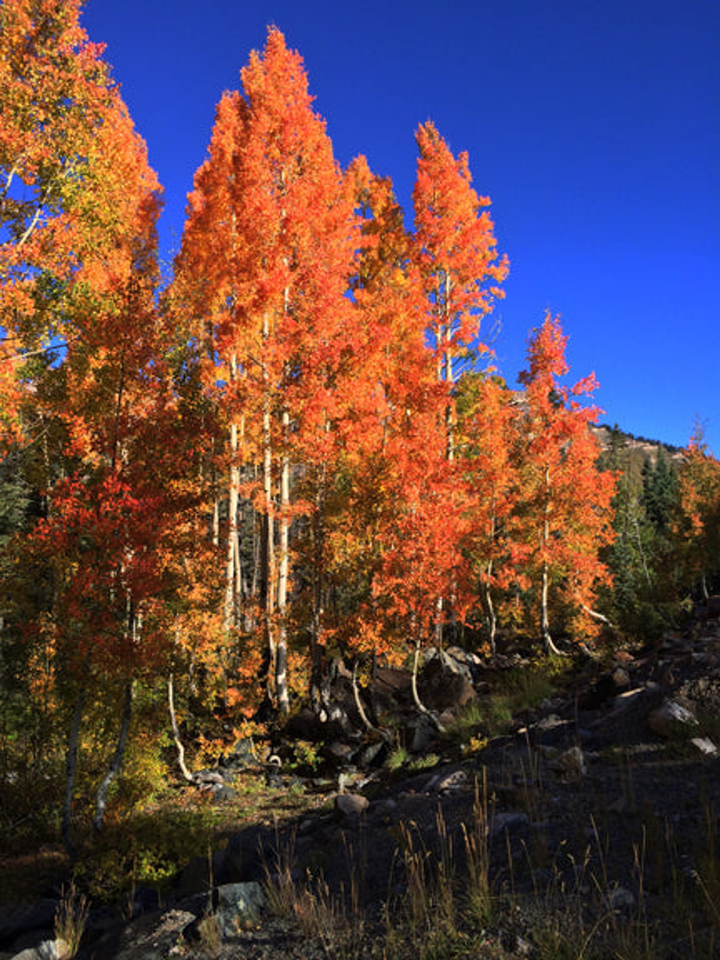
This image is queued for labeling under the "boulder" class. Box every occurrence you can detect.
[372,667,414,711]
[10,941,68,960]
[220,737,257,770]
[648,699,698,739]
[548,746,587,781]
[220,824,270,885]
[334,793,369,820]
[426,769,468,794]
[531,714,575,748]
[691,736,718,757]
[212,882,265,936]
[419,657,476,712]
[490,811,529,837]
[587,683,664,744]
[409,713,438,753]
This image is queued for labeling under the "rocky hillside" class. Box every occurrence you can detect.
[4,610,720,959]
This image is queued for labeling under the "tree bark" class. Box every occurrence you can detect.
[93,682,133,832]
[410,634,445,732]
[167,674,194,782]
[276,408,291,715]
[223,355,241,631]
[309,467,327,715]
[262,377,277,705]
[62,685,86,859]
[352,660,378,733]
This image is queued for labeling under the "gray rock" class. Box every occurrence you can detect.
[220,736,256,769]
[648,699,698,739]
[612,666,630,688]
[192,769,225,788]
[606,885,635,911]
[427,769,468,793]
[531,714,575,747]
[327,740,355,763]
[490,811,529,837]
[213,882,265,937]
[10,940,68,960]
[214,784,238,802]
[334,793,369,820]
[113,908,196,960]
[0,902,57,947]
[691,736,718,756]
[410,713,438,752]
[419,657,476,710]
[549,746,587,781]
[222,825,269,884]
[589,683,664,743]
[357,739,387,769]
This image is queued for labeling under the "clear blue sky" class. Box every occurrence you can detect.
[82,0,720,452]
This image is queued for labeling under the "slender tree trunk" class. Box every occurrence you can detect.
[168,674,194,782]
[224,355,241,631]
[540,463,563,655]
[410,633,445,732]
[212,497,220,548]
[262,369,277,704]
[633,511,653,588]
[224,420,240,631]
[93,682,133,831]
[443,273,455,462]
[483,561,497,655]
[276,408,291,715]
[352,660,378,733]
[433,595,444,648]
[541,560,564,655]
[62,685,86,858]
[309,466,327,715]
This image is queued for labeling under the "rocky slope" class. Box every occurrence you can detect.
[4,616,720,959]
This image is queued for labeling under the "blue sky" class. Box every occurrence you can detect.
[82,0,720,451]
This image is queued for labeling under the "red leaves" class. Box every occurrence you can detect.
[31,470,169,673]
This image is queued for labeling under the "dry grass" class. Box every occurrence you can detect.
[54,881,90,959]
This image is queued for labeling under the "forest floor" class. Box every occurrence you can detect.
[4,618,720,959]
